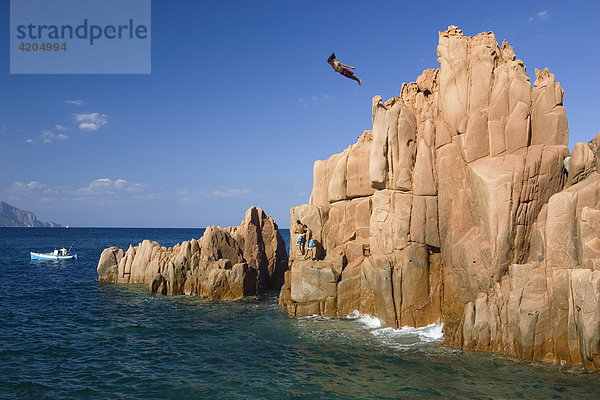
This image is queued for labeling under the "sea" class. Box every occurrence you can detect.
[1,228,599,399]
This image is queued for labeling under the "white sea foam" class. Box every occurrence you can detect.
[371,323,444,343]
[346,310,382,329]
[298,314,332,321]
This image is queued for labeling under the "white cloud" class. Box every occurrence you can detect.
[40,130,68,143]
[298,94,331,107]
[5,177,149,205]
[25,129,69,144]
[77,178,145,196]
[8,181,58,195]
[528,10,550,22]
[65,99,83,106]
[537,10,550,20]
[210,188,251,198]
[73,112,108,131]
[10,181,43,191]
[178,188,251,202]
[40,131,53,143]
[54,124,69,131]
[312,93,330,102]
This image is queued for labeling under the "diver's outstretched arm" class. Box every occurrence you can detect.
[340,63,355,69]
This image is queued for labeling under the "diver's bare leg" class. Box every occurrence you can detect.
[349,75,362,85]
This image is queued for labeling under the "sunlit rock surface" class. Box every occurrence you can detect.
[279,26,600,370]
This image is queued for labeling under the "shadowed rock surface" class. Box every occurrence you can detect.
[98,207,287,300]
[279,26,600,370]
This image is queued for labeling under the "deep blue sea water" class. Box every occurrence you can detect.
[1,228,599,399]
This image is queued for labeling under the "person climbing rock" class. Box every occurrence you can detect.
[294,220,306,255]
[303,225,314,260]
[327,52,362,86]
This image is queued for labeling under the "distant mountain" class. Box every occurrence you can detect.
[0,201,60,227]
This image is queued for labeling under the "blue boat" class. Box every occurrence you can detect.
[31,248,77,261]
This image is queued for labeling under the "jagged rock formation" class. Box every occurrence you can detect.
[0,201,60,227]
[98,207,287,300]
[279,26,600,370]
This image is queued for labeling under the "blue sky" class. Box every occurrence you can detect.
[0,0,598,227]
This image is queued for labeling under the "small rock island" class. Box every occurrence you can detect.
[97,207,288,300]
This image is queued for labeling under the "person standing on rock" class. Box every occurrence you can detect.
[327,52,362,86]
[303,225,315,260]
[295,220,306,255]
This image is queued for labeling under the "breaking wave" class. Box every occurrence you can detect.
[346,310,443,348]
[346,310,382,329]
[372,323,444,343]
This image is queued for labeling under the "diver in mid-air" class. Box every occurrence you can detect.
[327,52,362,86]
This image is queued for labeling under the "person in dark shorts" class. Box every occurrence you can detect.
[327,52,362,86]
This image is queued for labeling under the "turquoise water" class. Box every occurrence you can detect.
[1,228,599,399]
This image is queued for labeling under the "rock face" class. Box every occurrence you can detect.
[279,26,600,370]
[98,207,287,300]
[0,201,60,227]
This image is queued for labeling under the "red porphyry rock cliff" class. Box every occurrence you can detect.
[279,26,600,370]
